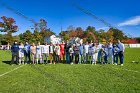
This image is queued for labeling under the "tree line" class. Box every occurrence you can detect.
[0,16,140,45]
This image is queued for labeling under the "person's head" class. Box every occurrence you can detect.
[25,41,28,45]
[92,43,95,47]
[20,42,23,45]
[117,39,121,43]
[45,42,48,45]
[62,41,65,44]
[37,42,40,45]
[86,42,88,45]
[14,40,18,44]
[70,45,73,48]
[32,43,35,46]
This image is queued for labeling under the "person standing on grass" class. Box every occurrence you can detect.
[117,39,125,66]
[83,42,89,64]
[113,43,120,65]
[108,41,114,64]
[36,42,42,64]
[42,42,50,64]
[65,41,70,64]
[30,43,36,64]
[54,43,60,64]
[79,43,84,64]
[103,44,109,64]
[97,41,103,64]
[88,43,94,64]
[74,44,80,64]
[59,41,65,63]
[92,43,99,65]
[49,42,54,64]
[18,42,25,65]
[24,41,31,64]
[69,45,74,64]
[11,41,19,65]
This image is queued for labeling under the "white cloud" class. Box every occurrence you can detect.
[118,16,140,27]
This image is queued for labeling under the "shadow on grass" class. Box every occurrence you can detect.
[2,61,11,65]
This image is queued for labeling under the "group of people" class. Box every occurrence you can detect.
[10,39,125,66]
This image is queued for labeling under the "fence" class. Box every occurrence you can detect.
[125,44,140,48]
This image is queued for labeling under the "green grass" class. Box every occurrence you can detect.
[0,48,140,93]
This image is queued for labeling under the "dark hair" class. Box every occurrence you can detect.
[92,43,95,47]
[14,40,18,42]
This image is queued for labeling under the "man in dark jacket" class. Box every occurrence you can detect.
[11,41,19,65]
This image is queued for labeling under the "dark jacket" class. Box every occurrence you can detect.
[11,44,19,53]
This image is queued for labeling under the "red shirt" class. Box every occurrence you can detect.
[59,44,65,51]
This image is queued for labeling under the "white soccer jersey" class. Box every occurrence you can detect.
[19,45,24,57]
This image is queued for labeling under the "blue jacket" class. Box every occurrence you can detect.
[11,44,19,53]
[24,44,31,53]
[79,45,84,55]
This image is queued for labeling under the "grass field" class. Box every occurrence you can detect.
[0,48,140,93]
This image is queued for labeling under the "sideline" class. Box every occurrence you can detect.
[0,65,24,77]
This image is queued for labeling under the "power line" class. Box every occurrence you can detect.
[71,1,117,29]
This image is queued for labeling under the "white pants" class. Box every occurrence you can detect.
[19,53,24,64]
[92,53,98,64]
[36,53,42,64]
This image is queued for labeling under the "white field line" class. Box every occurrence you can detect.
[112,67,140,73]
[0,65,24,77]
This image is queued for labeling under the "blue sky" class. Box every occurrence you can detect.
[0,0,140,37]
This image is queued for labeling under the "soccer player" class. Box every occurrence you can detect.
[30,43,36,64]
[24,41,31,64]
[36,42,42,64]
[83,42,89,64]
[117,39,125,66]
[11,41,19,65]
[42,42,50,64]
[59,41,65,63]
[19,42,25,65]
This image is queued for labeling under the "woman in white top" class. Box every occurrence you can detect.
[42,42,50,64]
[36,42,42,64]
[19,42,24,65]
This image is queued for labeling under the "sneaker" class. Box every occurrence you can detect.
[71,62,73,65]
[121,64,123,66]
[114,63,117,65]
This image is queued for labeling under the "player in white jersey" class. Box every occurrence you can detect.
[42,42,50,64]
[36,42,43,64]
[19,42,24,65]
